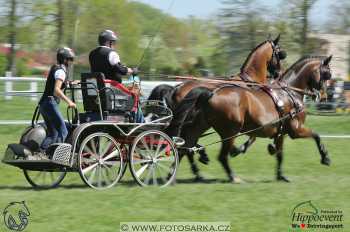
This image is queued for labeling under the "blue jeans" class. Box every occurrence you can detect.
[39,97,68,150]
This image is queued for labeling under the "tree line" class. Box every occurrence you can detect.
[0,0,348,77]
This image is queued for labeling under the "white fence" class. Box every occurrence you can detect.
[0,72,45,101]
[0,72,180,101]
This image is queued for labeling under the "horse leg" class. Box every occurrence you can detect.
[218,139,234,181]
[289,124,331,166]
[197,144,210,164]
[186,149,204,182]
[218,138,243,183]
[274,135,290,182]
[230,136,256,157]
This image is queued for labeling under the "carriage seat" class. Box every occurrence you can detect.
[80,73,134,122]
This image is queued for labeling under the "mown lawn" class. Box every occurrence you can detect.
[0,111,349,231]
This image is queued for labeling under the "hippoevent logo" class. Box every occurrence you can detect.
[291,201,343,230]
[3,201,30,231]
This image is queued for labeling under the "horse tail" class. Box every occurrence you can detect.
[165,87,212,137]
[195,87,213,110]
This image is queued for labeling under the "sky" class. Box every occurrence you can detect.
[135,0,332,26]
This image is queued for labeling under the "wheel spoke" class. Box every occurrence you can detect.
[144,166,153,185]
[33,171,43,182]
[102,141,113,157]
[155,165,168,183]
[88,167,97,184]
[157,162,173,175]
[157,155,175,162]
[155,146,168,159]
[83,145,98,159]
[141,138,151,155]
[82,157,96,163]
[132,159,152,165]
[102,149,120,162]
[103,160,120,166]
[152,166,158,186]
[82,162,99,174]
[154,138,165,158]
[42,173,47,185]
[50,172,55,182]
[135,164,149,178]
[100,166,112,186]
[97,165,102,187]
[90,137,98,156]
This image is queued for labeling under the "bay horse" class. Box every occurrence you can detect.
[149,35,287,181]
[177,55,333,183]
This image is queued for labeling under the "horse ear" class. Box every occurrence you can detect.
[273,34,281,45]
[323,55,333,65]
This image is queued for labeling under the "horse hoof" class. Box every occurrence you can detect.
[231,176,245,184]
[321,156,331,166]
[277,175,290,182]
[268,144,276,155]
[194,175,204,182]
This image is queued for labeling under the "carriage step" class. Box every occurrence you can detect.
[46,143,73,167]
[2,143,74,171]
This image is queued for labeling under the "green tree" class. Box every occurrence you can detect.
[284,0,318,55]
[218,0,270,73]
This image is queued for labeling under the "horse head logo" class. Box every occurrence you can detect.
[3,201,30,231]
[291,200,318,217]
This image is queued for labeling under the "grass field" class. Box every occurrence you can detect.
[0,105,349,231]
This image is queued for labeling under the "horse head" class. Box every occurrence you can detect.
[309,55,333,100]
[241,34,287,83]
[267,34,287,79]
[282,55,333,100]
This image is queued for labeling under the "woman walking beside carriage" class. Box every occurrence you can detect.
[39,47,76,152]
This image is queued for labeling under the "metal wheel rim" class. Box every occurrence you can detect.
[79,133,123,190]
[130,130,178,187]
[23,170,66,189]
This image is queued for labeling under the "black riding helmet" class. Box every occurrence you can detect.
[98,29,118,45]
[57,47,75,64]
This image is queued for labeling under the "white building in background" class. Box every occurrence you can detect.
[309,34,350,81]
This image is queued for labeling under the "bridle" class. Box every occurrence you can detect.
[267,40,284,79]
[308,62,331,100]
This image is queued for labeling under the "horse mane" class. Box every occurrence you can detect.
[281,55,327,80]
[240,40,270,72]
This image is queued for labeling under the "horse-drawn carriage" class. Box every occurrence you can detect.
[2,73,184,190]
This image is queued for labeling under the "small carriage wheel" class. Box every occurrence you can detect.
[78,133,124,190]
[23,170,66,189]
[129,130,178,187]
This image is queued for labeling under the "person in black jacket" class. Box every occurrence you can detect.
[39,47,76,151]
[89,29,141,117]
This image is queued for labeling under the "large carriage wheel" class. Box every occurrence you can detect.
[23,170,66,189]
[129,130,178,187]
[78,133,124,190]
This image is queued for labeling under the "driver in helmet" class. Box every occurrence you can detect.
[39,47,76,151]
[89,30,141,117]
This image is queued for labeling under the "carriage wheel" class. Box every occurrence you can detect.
[78,133,124,190]
[129,130,178,187]
[23,170,66,189]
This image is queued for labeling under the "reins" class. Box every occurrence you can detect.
[180,108,301,152]
[167,75,318,97]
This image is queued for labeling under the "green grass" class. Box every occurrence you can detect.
[0,111,349,231]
